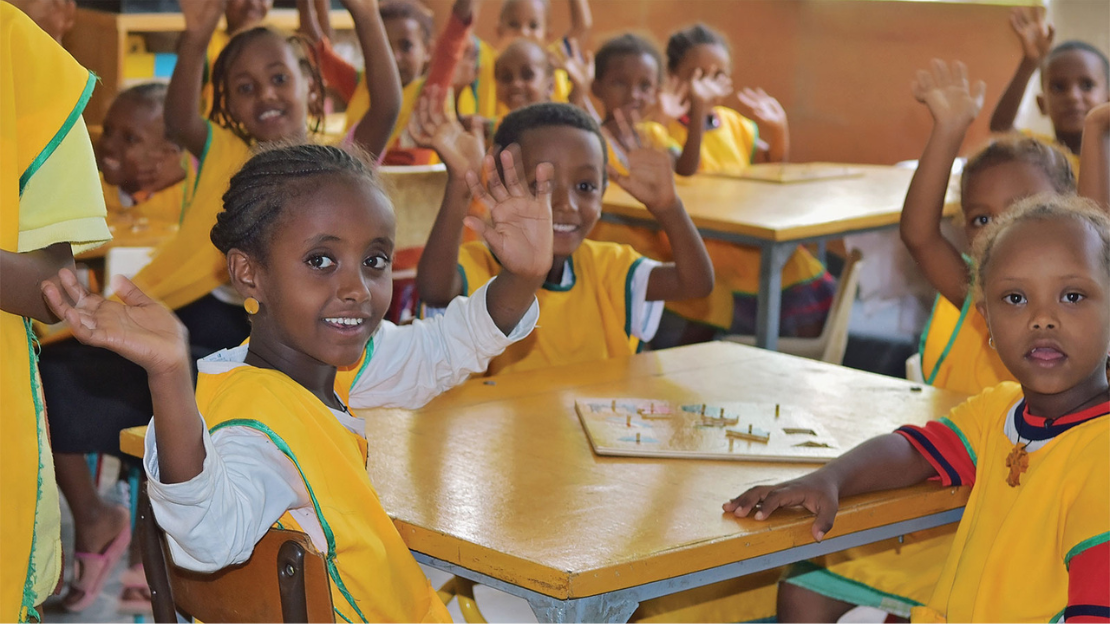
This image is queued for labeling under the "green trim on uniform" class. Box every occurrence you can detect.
[19,72,96,196]
[542,258,575,292]
[350,337,376,389]
[1065,532,1109,569]
[939,416,978,466]
[780,560,921,619]
[921,292,972,386]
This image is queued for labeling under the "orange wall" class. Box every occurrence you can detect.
[426,0,1028,165]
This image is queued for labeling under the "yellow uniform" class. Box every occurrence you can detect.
[196,365,451,623]
[100,169,189,226]
[1,5,111,619]
[456,36,499,119]
[344,77,440,165]
[200,29,232,115]
[129,122,251,310]
[1021,129,1081,175]
[920,292,1016,396]
[456,239,655,375]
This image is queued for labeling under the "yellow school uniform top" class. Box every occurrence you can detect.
[456,36,498,119]
[100,170,190,226]
[196,365,451,623]
[1,5,110,620]
[129,122,251,310]
[456,239,650,375]
[200,29,231,115]
[1020,128,1081,176]
[667,105,758,176]
[343,77,440,164]
[897,383,1109,622]
[920,291,1015,396]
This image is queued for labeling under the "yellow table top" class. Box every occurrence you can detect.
[120,342,970,600]
[602,163,960,243]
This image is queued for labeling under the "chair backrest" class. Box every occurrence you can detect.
[139,484,335,623]
[819,248,865,365]
[378,164,448,251]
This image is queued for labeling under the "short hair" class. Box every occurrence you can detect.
[114,82,168,109]
[594,33,664,83]
[492,102,608,181]
[1044,40,1110,86]
[208,27,326,145]
[494,37,553,76]
[380,0,434,44]
[665,23,729,73]
[961,134,1076,201]
[973,194,1110,301]
[211,142,387,262]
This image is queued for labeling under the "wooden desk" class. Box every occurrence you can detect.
[120,342,969,622]
[602,163,959,351]
[76,217,178,261]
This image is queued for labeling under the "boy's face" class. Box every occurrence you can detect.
[961,161,1058,246]
[384,17,431,88]
[978,217,1110,398]
[97,97,181,194]
[9,0,75,42]
[516,126,605,260]
[496,41,554,111]
[225,0,272,34]
[497,0,547,43]
[1038,49,1109,136]
[592,52,660,121]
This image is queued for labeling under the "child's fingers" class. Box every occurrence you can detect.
[58,267,92,307]
[482,153,512,203]
[1045,24,1055,43]
[464,169,497,212]
[499,144,529,198]
[953,60,968,86]
[111,275,156,308]
[40,280,75,322]
[605,164,628,187]
[932,58,952,87]
[613,109,640,149]
[809,498,838,542]
[533,162,554,208]
[723,485,774,517]
[463,215,491,241]
[970,79,987,109]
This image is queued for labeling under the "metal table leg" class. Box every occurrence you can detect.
[755,242,795,350]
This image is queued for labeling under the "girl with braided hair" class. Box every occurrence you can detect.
[41,140,553,622]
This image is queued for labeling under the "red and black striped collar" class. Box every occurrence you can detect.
[1015,398,1109,442]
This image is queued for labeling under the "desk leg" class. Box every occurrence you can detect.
[526,594,639,623]
[755,243,794,351]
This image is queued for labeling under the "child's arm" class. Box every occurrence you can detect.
[673,70,728,176]
[420,0,477,107]
[165,0,225,157]
[0,243,75,323]
[410,87,487,306]
[736,87,789,164]
[900,59,986,307]
[299,0,360,104]
[555,37,598,118]
[564,0,592,42]
[723,433,936,541]
[1078,103,1110,210]
[607,114,714,300]
[344,0,403,159]
[40,270,205,485]
[989,7,1054,134]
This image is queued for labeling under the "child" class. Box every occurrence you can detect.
[41,141,550,623]
[96,83,188,225]
[728,195,1110,622]
[989,7,1109,163]
[0,4,111,620]
[774,60,1078,623]
[415,101,714,375]
[1079,103,1110,209]
[495,37,556,113]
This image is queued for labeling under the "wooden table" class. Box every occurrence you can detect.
[123,342,970,622]
[602,163,959,351]
[76,216,177,261]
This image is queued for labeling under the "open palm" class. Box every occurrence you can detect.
[912,59,986,128]
[736,87,787,130]
[408,86,484,176]
[1010,7,1054,64]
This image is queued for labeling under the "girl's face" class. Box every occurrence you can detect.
[516,126,605,261]
[672,43,731,101]
[962,161,1058,246]
[97,97,182,193]
[250,175,395,369]
[495,41,554,111]
[225,35,310,143]
[978,217,1110,398]
[592,52,660,121]
[384,16,431,88]
[1038,49,1109,137]
[496,0,547,44]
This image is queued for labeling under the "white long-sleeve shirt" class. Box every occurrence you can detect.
[144,281,538,572]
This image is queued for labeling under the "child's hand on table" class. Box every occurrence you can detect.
[724,472,841,542]
[1010,6,1054,66]
[409,85,485,178]
[913,59,986,132]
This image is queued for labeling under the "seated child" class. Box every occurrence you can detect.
[96,83,188,225]
[495,37,557,113]
[727,194,1110,623]
[775,60,1078,623]
[989,6,1109,166]
[41,141,551,623]
[415,102,714,375]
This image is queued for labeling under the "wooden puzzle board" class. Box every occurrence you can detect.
[726,163,865,184]
[575,398,841,463]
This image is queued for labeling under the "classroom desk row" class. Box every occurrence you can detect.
[121,342,970,622]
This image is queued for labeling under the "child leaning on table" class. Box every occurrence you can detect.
[727,194,1110,622]
[40,141,554,622]
[414,100,714,376]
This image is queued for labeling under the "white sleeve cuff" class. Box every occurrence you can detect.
[628,259,664,342]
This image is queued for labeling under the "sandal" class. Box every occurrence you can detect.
[63,514,131,613]
[117,563,153,615]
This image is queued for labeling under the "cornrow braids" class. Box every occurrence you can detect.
[961,134,1076,202]
[211,142,386,262]
[972,194,1110,302]
[208,27,327,145]
[666,23,729,73]
[595,33,664,83]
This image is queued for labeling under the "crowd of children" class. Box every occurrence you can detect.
[1,0,1108,621]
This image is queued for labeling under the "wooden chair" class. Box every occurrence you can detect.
[138,484,335,623]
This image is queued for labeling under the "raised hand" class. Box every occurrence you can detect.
[464,147,554,282]
[689,69,732,107]
[408,85,485,177]
[181,0,226,35]
[604,110,679,214]
[552,37,595,92]
[912,59,986,130]
[654,76,690,122]
[723,472,840,542]
[1010,6,1054,64]
[736,87,787,131]
[41,269,190,377]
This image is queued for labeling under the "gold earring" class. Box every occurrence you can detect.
[988,336,995,349]
[244,297,260,315]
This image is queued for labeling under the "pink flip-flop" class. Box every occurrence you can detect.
[63,520,132,613]
[117,563,152,615]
